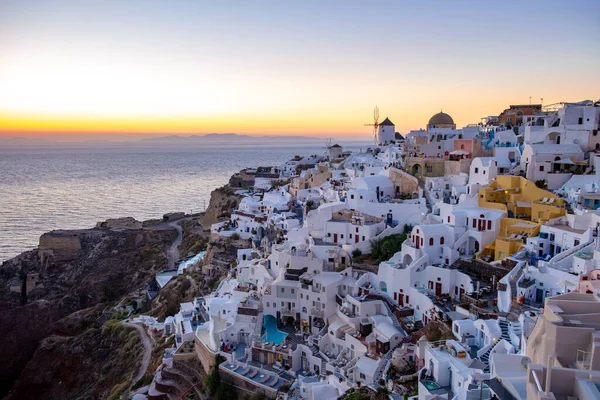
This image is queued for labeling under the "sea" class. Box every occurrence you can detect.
[0,140,370,262]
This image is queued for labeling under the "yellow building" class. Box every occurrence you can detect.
[477,176,566,261]
[289,163,331,197]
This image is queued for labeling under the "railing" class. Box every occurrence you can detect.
[311,308,324,318]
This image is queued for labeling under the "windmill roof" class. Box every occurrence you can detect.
[380,117,395,126]
[331,144,341,148]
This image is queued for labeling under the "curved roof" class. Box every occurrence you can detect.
[429,112,455,126]
[351,175,393,191]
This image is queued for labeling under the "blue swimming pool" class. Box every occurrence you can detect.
[261,314,288,345]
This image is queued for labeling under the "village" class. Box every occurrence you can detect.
[133,100,600,400]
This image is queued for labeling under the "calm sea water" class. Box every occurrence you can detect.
[0,141,368,262]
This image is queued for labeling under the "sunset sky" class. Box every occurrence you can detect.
[1,0,599,139]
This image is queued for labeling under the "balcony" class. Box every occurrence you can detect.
[281,308,295,317]
[311,308,324,318]
[518,277,536,288]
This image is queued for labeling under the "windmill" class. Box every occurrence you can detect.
[364,106,380,145]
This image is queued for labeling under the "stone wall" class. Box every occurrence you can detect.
[38,231,82,263]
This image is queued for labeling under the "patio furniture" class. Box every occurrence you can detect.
[248,368,258,378]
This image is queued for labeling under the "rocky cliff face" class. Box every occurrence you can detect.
[201,186,243,227]
[201,172,252,227]
[7,313,143,400]
[0,223,177,398]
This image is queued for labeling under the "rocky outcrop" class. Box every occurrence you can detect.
[96,216,143,230]
[0,225,177,398]
[201,185,244,227]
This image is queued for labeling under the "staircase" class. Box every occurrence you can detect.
[499,319,511,342]
[479,346,494,373]
[510,321,523,350]
[320,359,327,376]
[383,301,404,333]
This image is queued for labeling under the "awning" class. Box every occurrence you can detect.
[553,157,575,165]
[516,201,532,208]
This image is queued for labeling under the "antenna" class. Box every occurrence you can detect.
[364,106,380,145]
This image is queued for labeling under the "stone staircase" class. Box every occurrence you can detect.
[373,336,412,383]
[499,319,511,342]
[479,346,494,373]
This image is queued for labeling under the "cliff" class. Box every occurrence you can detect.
[1,170,251,399]
[0,222,177,398]
[200,172,251,226]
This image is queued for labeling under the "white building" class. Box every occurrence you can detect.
[521,143,584,189]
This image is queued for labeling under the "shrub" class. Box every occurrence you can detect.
[230,233,240,240]
[351,248,362,260]
[370,233,408,263]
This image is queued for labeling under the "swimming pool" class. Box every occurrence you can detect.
[261,314,288,345]
[421,380,442,391]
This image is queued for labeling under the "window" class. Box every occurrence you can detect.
[350,234,353,238]
[440,237,445,245]
[575,239,580,246]
[474,167,479,173]
[447,216,450,223]
[429,238,434,246]
[281,302,284,307]
[291,288,294,294]
[360,373,366,380]
[350,194,354,199]
[483,170,486,174]
[472,219,476,228]
[341,234,344,239]
[487,220,492,230]
[362,236,366,241]
[578,117,583,124]
[539,165,544,172]
[356,227,359,233]
[426,166,433,173]
[267,302,270,307]
[281,288,285,293]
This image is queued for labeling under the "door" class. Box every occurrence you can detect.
[435,282,442,296]
[334,233,338,243]
[536,288,544,303]
[398,294,404,306]
[355,234,359,244]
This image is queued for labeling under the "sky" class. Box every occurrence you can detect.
[0,0,599,140]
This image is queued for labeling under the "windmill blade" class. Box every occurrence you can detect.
[374,106,379,124]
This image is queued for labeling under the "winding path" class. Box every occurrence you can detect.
[166,221,183,269]
[123,322,153,386]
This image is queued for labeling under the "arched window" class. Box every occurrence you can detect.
[440,237,445,245]
[429,238,434,246]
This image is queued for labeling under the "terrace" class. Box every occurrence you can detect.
[220,360,291,391]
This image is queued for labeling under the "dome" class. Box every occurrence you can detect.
[428,112,455,126]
